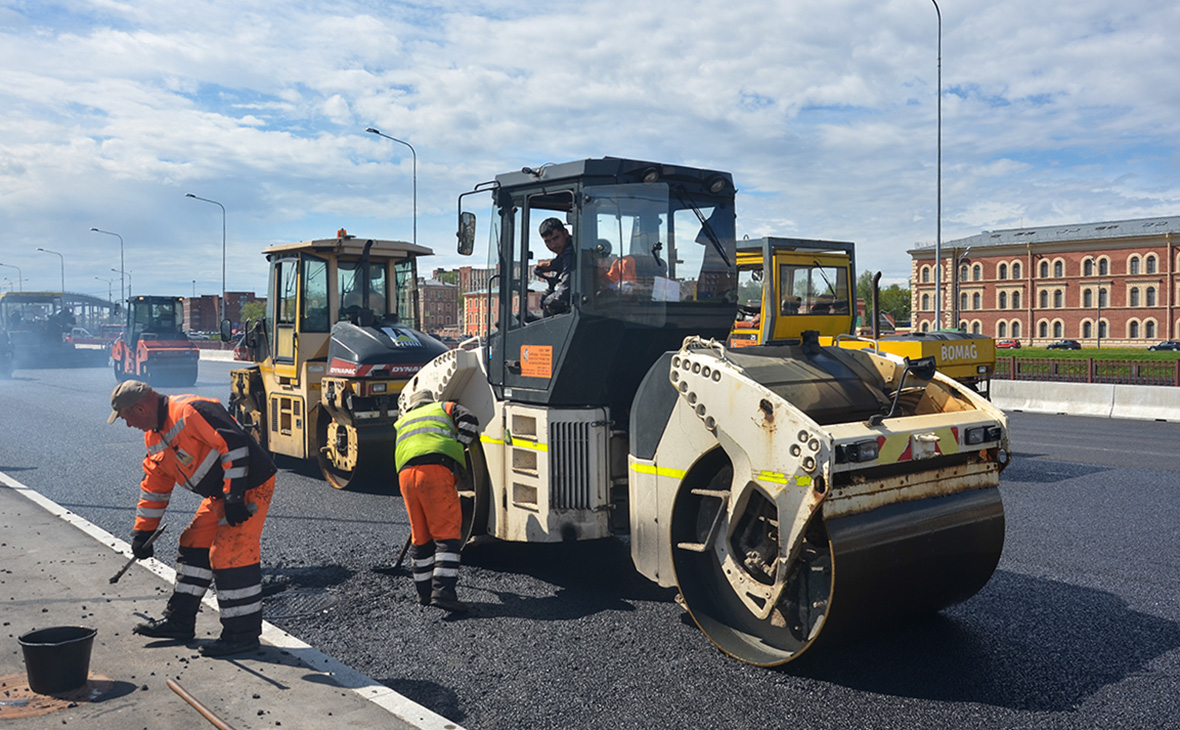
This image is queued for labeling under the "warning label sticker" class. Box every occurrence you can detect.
[520,345,553,379]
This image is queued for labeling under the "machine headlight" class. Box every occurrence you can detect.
[964,425,1003,445]
[835,439,879,464]
[370,383,387,393]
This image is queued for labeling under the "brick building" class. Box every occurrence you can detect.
[418,277,459,334]
[909,215,1180,346]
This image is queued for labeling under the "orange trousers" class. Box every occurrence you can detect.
[399,464,462,545]
[179,477,274,569]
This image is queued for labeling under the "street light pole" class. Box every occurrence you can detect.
[185,194,227,325]
[37,247,65,296]
[95,276,113,304]
[112,268,132,297]
[0,262,22,292]
[90,228,125,304]
[365,127,417,246]
[931,0,942,331]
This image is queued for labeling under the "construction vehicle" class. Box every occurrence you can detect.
[729,237,996,396]
[0,291,107,370]
[227,231,449,490]
[402,157,1010,666]
[110,295,200,386]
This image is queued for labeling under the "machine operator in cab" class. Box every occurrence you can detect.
[108,380,276,657]
[534,217,575,316]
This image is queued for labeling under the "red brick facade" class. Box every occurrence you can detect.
[909,217,1180,346]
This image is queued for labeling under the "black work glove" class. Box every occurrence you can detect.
[131,530,155,560]
[223,495,253,527]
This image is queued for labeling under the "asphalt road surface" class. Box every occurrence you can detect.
[3,361,1179,729]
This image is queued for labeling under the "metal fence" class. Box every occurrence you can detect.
[994,357,1180,387]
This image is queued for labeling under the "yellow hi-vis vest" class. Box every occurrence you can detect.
[394,402,466,471]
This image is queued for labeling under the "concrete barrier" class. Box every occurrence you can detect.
[991,379,1180,423]
[199,349,236,362]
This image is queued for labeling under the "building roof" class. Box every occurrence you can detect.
[909,215,1180,253]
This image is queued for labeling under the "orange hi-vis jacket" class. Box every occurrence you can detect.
[134,395,276,533]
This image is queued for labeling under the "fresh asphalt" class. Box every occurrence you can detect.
[2,359,1179,729]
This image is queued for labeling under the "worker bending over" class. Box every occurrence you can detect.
[107,380,276,657]
[394,389,480,613]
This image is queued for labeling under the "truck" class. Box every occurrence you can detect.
[401,157,1011,666]
[227,231,449,490]
[111,295,200,386]
[0,291,108,371]
[729,236,996,396]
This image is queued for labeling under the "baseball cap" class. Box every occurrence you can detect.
[107,380,154,424]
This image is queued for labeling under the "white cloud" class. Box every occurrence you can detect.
[0,0,1177,301]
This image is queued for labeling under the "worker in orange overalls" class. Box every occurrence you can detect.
[107,380,276,657]
[394,389,480,613]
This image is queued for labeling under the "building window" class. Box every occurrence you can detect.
[1083,321,1092,338]
[1130,321,1139,338]
[1099,289,1107,307]
[998,321,1007,337]
[1130,288,1140,307]
[1012,262,1021,278]
[999,291,1008,309]
[1012,321,1021,337]
[960,292,968,311]
[960,263,969,281]
[1098,320,1106,338]
[1099,259,1108,275]
[1084,259,1094,276]
[921,293,930,310]
[1147,255,1157,274]
[972,264,982,282]
[921,266,930,284]
[1039,321,1048,338]
[1147,321,1156,338]
[921,321,930,332]
[1039,261,1049,278]
[972,292,981,309]
[1013,290,1021,309]
[1054,290,1063,308]
[1147,287,1156,306]
[1130,256,1140,275]
[999,263,1008,280]
[959,320,967,330]
[1054,260,1063,277]
[972,322,982,334]
[1083,289,1092,308]
[1039,290,1049,308]
[1054,321,1063,338]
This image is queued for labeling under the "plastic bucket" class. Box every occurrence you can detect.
[17,626,97,695]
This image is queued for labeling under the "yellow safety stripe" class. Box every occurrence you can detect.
[630,462,687,479]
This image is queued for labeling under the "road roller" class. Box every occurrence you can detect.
[229,230,448,490]
[401,157,1008,664]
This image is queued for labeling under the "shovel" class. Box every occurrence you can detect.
[109,523,167,584]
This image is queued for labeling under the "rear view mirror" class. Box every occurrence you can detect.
[458,212,476,256]
[219,318,232,341]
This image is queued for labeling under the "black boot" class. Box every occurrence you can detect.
[134,614,195,641]
[429,539,468,613]
[198,632,260,657]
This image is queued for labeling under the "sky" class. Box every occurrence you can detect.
[1,0,1178,303]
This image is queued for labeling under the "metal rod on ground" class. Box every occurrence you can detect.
[394,534,412,569]
[109,523,167,584]
[167,679,239,730]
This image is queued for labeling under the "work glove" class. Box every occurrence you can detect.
[223,495,253,527]
[130,530,155,560]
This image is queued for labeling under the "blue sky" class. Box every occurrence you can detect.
[2,0,1178,301]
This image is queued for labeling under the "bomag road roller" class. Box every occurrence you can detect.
[402,158,1010,666]
[729,237,996,396]
[111,295,200,386]
[228,230,448,490]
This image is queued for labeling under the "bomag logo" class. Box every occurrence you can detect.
[940,343,979,363]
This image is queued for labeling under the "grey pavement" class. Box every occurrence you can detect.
[0,475,463,729]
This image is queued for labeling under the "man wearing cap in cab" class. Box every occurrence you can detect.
[107,380,276,657]
[394,388,480,613]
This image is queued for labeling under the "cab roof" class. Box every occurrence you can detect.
[262,236,434,259]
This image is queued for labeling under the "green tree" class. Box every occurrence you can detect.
[239,300,266,324]
[856,270,911,327]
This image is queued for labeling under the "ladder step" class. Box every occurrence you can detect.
[690,488,730,499]
[676,541,708,553]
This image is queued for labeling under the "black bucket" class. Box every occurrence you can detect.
[18,626,97,695]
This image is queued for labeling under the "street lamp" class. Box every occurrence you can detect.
[185,193,227,325]
[37,247,65,297]
[0,262,22,292]
[931,0,943,331]
[89,231,123,306]
[95,276,113,304]
[112,268,132,297]
[365,127,417,246]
